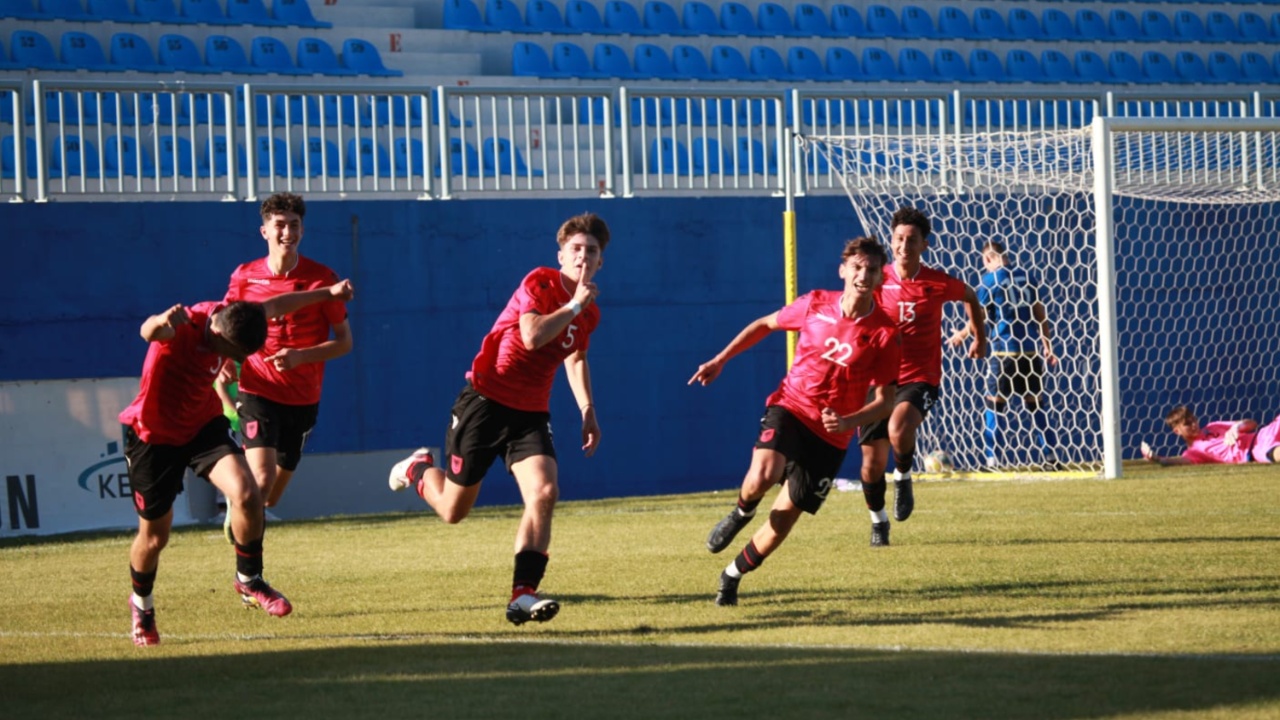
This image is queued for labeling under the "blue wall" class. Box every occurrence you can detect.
[0,196,869,506]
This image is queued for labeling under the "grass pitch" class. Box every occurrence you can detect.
[2,461,1278,719]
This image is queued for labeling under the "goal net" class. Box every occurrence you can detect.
[801,120,1280,478]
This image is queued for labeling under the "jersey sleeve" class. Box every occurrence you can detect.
[944,273,968,302]
[223,267,246,302]
[774,292,814,332]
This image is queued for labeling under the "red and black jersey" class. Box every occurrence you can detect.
[876,264,967,386]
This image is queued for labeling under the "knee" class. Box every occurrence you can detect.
[137,527,170,554]
[861,458,887,481]
[229,484,263,514]
[438,507,471,524]
[531,481,559,508]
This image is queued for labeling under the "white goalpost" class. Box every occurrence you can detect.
[800,117,1280,479]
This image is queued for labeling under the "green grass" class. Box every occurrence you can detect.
[2,461,1278,719]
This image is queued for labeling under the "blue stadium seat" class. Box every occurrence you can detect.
[1005,49,1043,83]
[1040,8,1076,41]
[61,31,119,72]
[1109,8,1141,41]
[719,1,762,36]
[1238,12,1272,43]
[1040,49,1075,83]
[251,36,308,74]
[110,32,165,72]
[1240,51,1276,83]
[512,40,554,76]
[564,0,604,33]
[526,0,565,32]
[749,45,795,80]
[631,42,675,78]
[603,0,645,34]
[933,48,969,82]
[389,137,424,179]
[552,41,596,77]
[1205,51,1241,83]
[12,30,74,70]
[829,4,869,38]
[341,38,401,76]
[1205,11,1241,43]
[88,0,139,21]
[825,46,860,80]
[201,136,233,177]
[1139,10,1173,42]
[272,0,329,27]
[308,136,341,177]
[897,47,934,81]
[733,137,775,175]
[643,0,684,35]
[969,49,1005,83]
[1141,50,1176,84]
[181,0,232,24]
[710,44,752,80]
[255,136,304,177]
[787,46,830,80]
[681,0,724,35]
[346,137,391,178]
[443,0,486,31]
[794,3,836,38]
[1109,50,1143,84]
[296,37,355,75]
[0,0,44,20]
[277,93,322,125]
[972,7,1010,40]
[648,137,688,175]
[1173,51,1210,83]
[206,35,262,73]
[486,0,525,31]
[484,137,543,177]
[38,0,91,20]
[0,40,15,70]
[438,137,488,178]
[936,5,976,40]
[1,136,38,180]
[691,137,725,176]
[671,44,713,79]
[860,47,896,81]
[158,33,215,73]
[593,42,635,78]
[1075,9,1109,41]
[1074,50,1111,84]
[228,0,283,25]
[49,135,100,180]
[105,135,157,179]
[1006,8,1041,40]
[1173,11,1206,43]
[865,4,906,39]
[757,2,799,36]
[135,0,180,22]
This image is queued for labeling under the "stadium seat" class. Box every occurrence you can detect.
[1109,50,1143,84]
[642,0,684,35]
[1,135,38,180]
[552,41,596,77]
[49,135,100,180]
[719,1,761,36]
[201,136,233,177]
[390,137,422,179]
[648,137,688,175]
[1238,12,1272,43]
[158,33,215,73]
[593,42,635,78]
[307,136,341,177]
[897,47,934,81]
[38,0,91,19]
[105,135,157,179]
[829,4,869,38]
[244,136,299,178]
[710,45,752,80]
[61,31,119,72]
[341,38,401,76]
[933,48,969,82]
[936,6,976,40]
[1040,8,1076,41]
[787,46,829,81]
[734,137,774,175]
[972,7,1010,40]
[1205,12,1240,43]
[602,0,645,34]
[690,137,725,176]
[1173,11,1206,43]
[1109,8,1141,41]
[12,30,73,70]
[749,45,795,80]
[110,32,165,72]
[1141,51,1177,84]
[251,36,307,74]
[181,0,232,24]
[438,137,487,178]
[865,4,906,39]
[526,0,565,32]
[443,0,486,31]
[228,0,282,25]
[1240,51,1276,83]
[681,0,724,35]
[1075,9,1109,41]
[632,42,676,79]
[134,0,180,22]
[484,137,542,177]
[486,0,525,31]
[512,40,555,76]
[671,44,713,79]
[296,37,354,76]
[1005,8,1041,40]
[1005,49,1043,83]
[272,0,329,28]
[276,93,322,125]
[1040,50,1075,83]
[969,49,1005,83]
[1139,10,1173,42]
[1205,51,1241,84]
[0,0,44,20]
[1073,50,1112,84]
[757,2,799,36]
[206,35,262,74]
[860,47,896,81]
[345,137,391,178]
[825,46,860,81]
[88,0,139,21]
[564,0,604,33]
[1174,51,1210,84]
[793,3,836,38]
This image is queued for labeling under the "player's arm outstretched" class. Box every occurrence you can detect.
[563,348,600,456]
[960,285,987,359]
[140,304,190,342]
[688,313,780,386]
[261,279,355,319]
[1139,441,1191,467]
[821,383,897,434]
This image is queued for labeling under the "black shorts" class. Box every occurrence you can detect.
[443,384,556,487]
[755,406,846,515]
[986,354,1044,399]
[860,382,940,444]
[236,392,320,472]
[123,416,241,521]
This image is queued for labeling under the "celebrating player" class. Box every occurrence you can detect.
[220,193,353,541]
[121,280,355,646]
[388,212,609,626]
[860,207,985,546]
[1141,405,1280,465]
[691,237,901,606]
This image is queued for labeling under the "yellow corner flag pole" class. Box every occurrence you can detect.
[783,128,798,369]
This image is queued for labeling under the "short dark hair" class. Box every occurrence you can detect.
[842,236,889,269]
[890,206,931,239]
[215,301,268,355]
[260,192,306,222]
[557,212,611,251]
[1164,405,1195,428]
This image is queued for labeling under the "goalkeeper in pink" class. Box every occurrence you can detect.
[1141,405,1280,465]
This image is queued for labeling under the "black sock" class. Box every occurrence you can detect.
[861,479,886,512]
[895,450,916,476]
[513,549,549,597]
[733,540,766,575]
[736,496,760,516]
[130,565,156,598]
[235,538,264,578]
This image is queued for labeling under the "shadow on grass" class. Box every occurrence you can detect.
[3,642,1277,720]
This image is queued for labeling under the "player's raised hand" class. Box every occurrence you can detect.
[328,279,355,301]
[161,304,190,329]
[821,407,844,433]
[688,359,723,386]
[573,261,598,309]
[1140,441,1155,461]
[142,304,190,342]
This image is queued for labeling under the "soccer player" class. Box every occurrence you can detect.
[948,241,1058,470]
[220,193,353,538]
[691,238,901,606]
[387,212,609,626]
[120,279,355,646]
[860,207,985,546]
[1141,405,1280,465]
